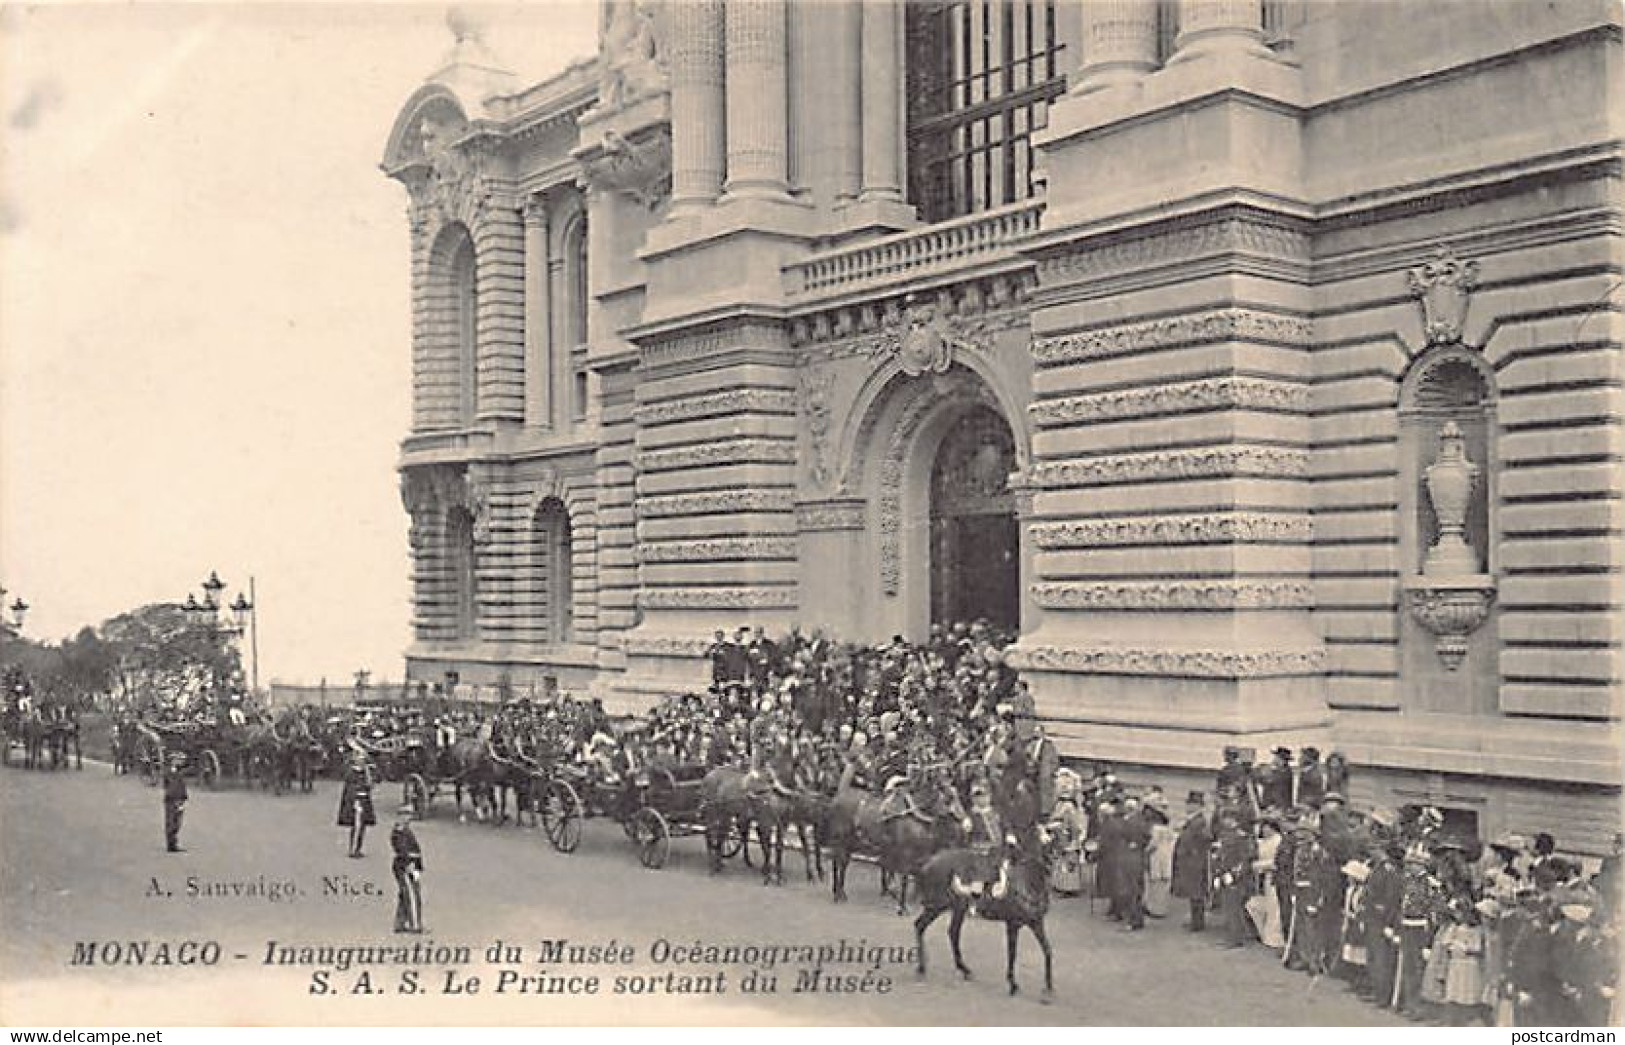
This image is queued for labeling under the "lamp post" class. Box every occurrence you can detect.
[185,571,257,696]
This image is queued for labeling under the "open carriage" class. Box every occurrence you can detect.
[135,720,228,787]
[537,758,742,870]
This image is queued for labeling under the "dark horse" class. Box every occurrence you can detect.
[913,736,1053,997]
[912,831,1056,998]
[826,765,965,914]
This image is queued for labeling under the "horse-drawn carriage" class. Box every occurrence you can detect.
[538,758,745,870]
[133,720,226,786]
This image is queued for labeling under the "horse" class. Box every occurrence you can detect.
[912,827,1056,998]
[700,764,755,875]
[826,764,966,914]
[741,745,805,886]
[441,738,498,821]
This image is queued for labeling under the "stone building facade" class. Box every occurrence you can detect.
[384,1,1623,853]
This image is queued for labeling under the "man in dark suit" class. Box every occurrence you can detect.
[1114,795,1152,931]
[1172,790,1214,931]
[162,756,188,853]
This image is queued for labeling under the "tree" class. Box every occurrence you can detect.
[100,603,243,709]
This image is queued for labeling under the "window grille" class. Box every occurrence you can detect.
[906,0,1066,224]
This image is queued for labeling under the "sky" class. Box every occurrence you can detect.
[0,1,599,685]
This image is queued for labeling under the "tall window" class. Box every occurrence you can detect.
[452,233,478,425]
[535,498,573,645]
[906,0,1066,223]
[446,506,478,642]
[562,216,589,422]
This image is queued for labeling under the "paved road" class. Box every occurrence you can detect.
[0,763,1402,1026]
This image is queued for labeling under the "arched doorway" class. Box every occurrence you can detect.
[928,405,1019,632]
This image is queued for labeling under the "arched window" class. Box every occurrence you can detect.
[561,216,589,421]
[452,234,478,425]
[534,498,573,645]
[446,506,478,642]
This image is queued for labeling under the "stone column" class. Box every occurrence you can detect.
[831,2,863,203]
[668,0,726,214]
[859,0,903,204]
[724,0,791,200]
[1071,0,1160,94]
[522,196,552,428]
[1173,0,1272,62]
[789,0,862,207]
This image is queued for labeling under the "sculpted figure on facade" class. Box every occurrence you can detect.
[1408,246,1480,347]
[581,127,671,210]
[896,297,963,377]
[599,0,666,110]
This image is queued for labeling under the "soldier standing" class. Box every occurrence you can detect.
[1212,805,1257,948]
[338,750,377,857]
[391,812,425,933]
[162,755,188,853]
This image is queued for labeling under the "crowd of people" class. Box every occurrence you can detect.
[57,619,1622,1025]
[1045,746,1621,1027]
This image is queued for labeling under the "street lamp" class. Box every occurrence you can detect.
[185,570,258,696]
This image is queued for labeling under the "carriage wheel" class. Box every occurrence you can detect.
[633,808,670,870]
[404,773,429,820]
[719,820,745,859]
[540,780,583,854]
[200,749,221,788]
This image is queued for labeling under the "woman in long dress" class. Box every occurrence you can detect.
[1048,769,1088,896]
[1248,820,1286,948]
[1144,792,1176,918]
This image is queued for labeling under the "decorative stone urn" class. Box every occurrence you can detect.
[1403,421,1495,669]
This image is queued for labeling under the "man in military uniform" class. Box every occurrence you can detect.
[162,754,188,853]
[1212,804,1257,948]
[1393,843,1443,1013]
[1364,842,1404,1004]
[390,810,425,933]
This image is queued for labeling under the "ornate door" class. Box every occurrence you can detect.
[929,406,1019,631]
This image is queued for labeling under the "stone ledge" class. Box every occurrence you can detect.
[1011,644,1326,678]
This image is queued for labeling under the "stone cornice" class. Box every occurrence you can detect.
[1031,580,1315,611]
[621,635,715,658]
[1032,512,1313,549]
[634,318,792,372]
[636,438,797,472]
[1032,208,1311,285]
[794,498,867,532]
[1029,445,1309,488]
[1030,376,1309,427]
[1033,309,1312,367]
[638,489,796,518]
[1007,645,1327,678]
[633,387,797,426]
[639,586,797,609]
[638,536,797,562]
